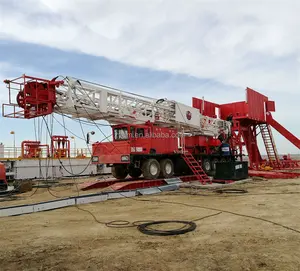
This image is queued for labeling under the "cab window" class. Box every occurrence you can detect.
[114,127,128,141]
[129,127,149,138]
[136,128,145,138]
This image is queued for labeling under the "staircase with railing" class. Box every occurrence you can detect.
[181,151,211,184]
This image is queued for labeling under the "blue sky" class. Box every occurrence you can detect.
[0,0,299,154]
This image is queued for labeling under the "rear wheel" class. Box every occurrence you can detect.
[128,168,142,178]
[159,159,174,178]
[112,164,128,179]
[142,159,160,179]
[202,158,212,173]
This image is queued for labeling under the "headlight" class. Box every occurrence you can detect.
[92,156,99,162]
[121,155,130,162]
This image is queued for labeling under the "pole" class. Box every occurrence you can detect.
[10,131,15,158]
[71,136,76,157]
[14,133,15,158]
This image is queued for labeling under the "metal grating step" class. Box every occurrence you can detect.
[259,124,280,168]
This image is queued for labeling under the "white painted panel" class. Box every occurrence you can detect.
[0,144,4,158]
[137,188,161,195]
[0,205,34,217]
[33,199,75,212]
[165,177,182,184]
[99,90,108,113]
[76,194,108,205]
[175,103,201,128]
[10,159,99,180]
[107,191,136,199]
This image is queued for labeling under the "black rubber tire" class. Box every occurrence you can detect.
[128,168,142,178]
[142,159,160,179]
[111,164,128,179]
[202,158,212,173]
[159,159,174,178]
[211,158,219,171]
[137,220,197,236]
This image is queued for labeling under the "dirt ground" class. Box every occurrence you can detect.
[1,178,300,271]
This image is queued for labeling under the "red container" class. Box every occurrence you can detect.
[0,162,7,191]
[246,88,268,122]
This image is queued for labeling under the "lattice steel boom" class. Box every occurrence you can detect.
[3,74,231,138]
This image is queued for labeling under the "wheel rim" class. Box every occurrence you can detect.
[204,161,211,171]
[165,162,172,174]
[150,163,158,176]
[17,92,24,108]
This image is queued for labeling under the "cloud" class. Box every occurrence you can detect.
[1,0,300,95]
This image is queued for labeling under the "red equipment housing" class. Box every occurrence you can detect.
[51,135,70,158]
[0,162,7,191]
[3,75,63,119]
[21,140,50,158]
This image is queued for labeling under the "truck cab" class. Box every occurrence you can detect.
[92,123,179,180]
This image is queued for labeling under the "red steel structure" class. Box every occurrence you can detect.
[21,140,50,158]
[2,74,300,183]
[51,135,70,159]
[0,162,7,191]
[193,88,300,170]
[3,75,62,119]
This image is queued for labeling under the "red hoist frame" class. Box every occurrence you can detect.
[193,88,300,170]
[21,140,50,158]
[51,136,70,159]
[2,75,62,119]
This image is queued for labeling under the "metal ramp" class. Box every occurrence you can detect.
[266,113,300,149]
[181,152,211,184]
[259,124,280,168]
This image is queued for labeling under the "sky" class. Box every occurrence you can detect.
[0,0,299,154]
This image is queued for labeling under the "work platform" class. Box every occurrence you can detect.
[0,144,111,180]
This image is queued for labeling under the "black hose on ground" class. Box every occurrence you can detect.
[137,220,197,236]
[214,188,248,194]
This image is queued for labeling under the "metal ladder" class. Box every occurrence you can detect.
[181,151,211,184]
[259,124,280,168]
